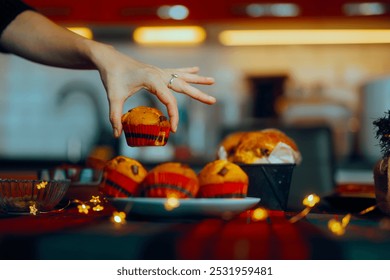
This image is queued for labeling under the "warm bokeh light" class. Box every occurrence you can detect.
[341,213,351,228]
[67,27,93,39]
[77,203,90,214]
[328,219,346,236]
[164,196,180,211]
[92,205,104,212]
[328,213,351,236]
[251,207,269,221]
[133,26,206,45]
[303,194,320,208]
[219,29,390,46]
[111,211,127,225]
[36,181,47,190]
[359,205,376,215]
[290,193,320,223]
[90,196,101,204]
[29,204,38,215]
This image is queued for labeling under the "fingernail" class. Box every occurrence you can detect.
[209,95,217,102]
[207,77,215,82]
[114,128,120,138]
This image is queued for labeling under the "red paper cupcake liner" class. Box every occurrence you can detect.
[198,182,248,198]
[123,124,170,147]
[141,172,199,198]
[100,169,140,198]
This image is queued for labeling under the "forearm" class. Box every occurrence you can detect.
[0,8,216,137]
[0,10,100,69]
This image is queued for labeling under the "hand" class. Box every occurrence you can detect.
[0,9,216,138]
[92,44,216,138]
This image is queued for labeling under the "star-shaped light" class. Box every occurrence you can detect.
[92,205,104,212]
[29,204,38,215]
[77,204,91,214]
[90,196,101,204]
[36,181,48,190]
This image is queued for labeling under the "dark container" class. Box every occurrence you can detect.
[239,163,295,211]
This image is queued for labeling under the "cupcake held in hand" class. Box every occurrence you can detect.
[121,106,171,147]
[140,162,199,198]
[198,159,248,198]
[100,155,148,198]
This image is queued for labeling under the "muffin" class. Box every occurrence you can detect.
[140,162,199,198]
[224,129,301,164]
[198,159,248,198]
[100,156,148,198]
[218,131,248,161]
[121,106,171,147]
[217,129,299,210]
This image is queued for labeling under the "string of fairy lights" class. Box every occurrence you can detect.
[28,180,377,236]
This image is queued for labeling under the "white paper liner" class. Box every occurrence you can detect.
[217,146,228,160]
[266,142,302,164]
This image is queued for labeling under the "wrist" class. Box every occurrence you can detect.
[81,39,115,71]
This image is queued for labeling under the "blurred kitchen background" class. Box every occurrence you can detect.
[1,0,390,206]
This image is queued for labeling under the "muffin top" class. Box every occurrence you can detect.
[198,159,248,185]
[149,162,198,179]
[228,129,299,164]
[104,155,148,183]
[121,106,170,126]
[219,131,248,160]
[260,128,298,151]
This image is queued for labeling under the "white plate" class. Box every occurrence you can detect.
[108,197,260,219]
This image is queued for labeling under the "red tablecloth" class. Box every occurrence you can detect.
[0,203,115,235]
[0,204,334,260]
[176,210,311,259]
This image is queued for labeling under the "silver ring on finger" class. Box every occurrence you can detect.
[168,73,179,88]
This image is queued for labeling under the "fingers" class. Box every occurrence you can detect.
[104,64,215,137]
[151,68,216,131]
[179,74,215,85]
[167,74,216,105]
[107,84,126,138]
[153,81,179,132]
[171,66,200,74]
[108,95,125,138]
[166,67,215,85]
